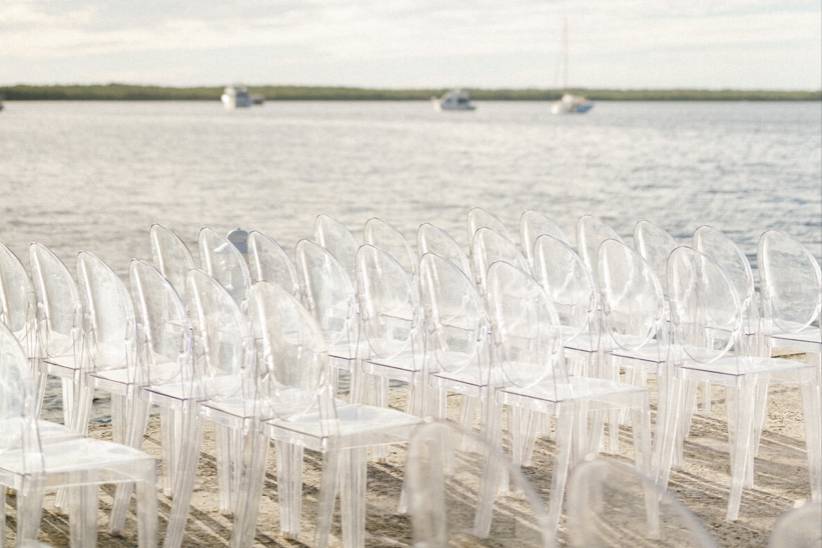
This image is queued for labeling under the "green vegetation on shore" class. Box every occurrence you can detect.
[1,83,820,101]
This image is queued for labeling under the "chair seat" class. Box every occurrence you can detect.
[679,355,813,377]
[37,420,80,442]
[500,375,646,404]
[769,326,821,345]
[266,403,421,448]
[609,339,668,363]
[0,437,153,476]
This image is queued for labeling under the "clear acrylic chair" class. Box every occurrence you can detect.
[520,210,570,267]
[418,253,494,437]
[295,239,360,394]
[406,421,552,547]
[247,230,300,296]
[769,501,822,548]
[314,214,360,281]
[567,459,717,547]
[0,322,158,548]
[417,222,472,276]
[0,243,38,399]
[576,215,623,279]
[467,207,513,243]
[198,227,252,309]
[470,227,530,294]
[363,217,417,276]
[661,246,821,520]
[634,220,678,297]
[149,224,196,293]
[234,281,421,548]
[758,230,821,358]
[28,243,85,432]
[116,259,201,548]
[486,260,652,540]
[355,244,425,415]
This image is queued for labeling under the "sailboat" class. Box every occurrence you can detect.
[551,17,594,115]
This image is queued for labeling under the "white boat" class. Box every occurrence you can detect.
[432,89,476,111]
[550,17,594,115]
[221,85,253,109]
[551,93,594,114]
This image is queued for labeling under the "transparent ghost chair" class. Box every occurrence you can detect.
[296,239,360,394]
[110,259,200,548]
[247,230,301,296]
[467,207,513,243]
[661,246,821,520]
[758,230,821,358]
[314,214,360,281]
[406,421,552,548]
[567,459,717,548]
[0,322,158,548]
[417,222,472,276]
[234,281,421,548]
[769,501,822,548]
[28,243,85,432]
[519,210,571,267]
[576,215,623,279]
[355,244,425,416]
[149,224,196,294]
[487,260,652,539]
[470,227,530,294]
[418,253,495,437]
[363,217,417,276]
[198,227,252,309]
[0,243,38,382]
[634,220,679,297]
[597,239,669,455]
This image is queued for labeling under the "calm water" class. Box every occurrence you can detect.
[1,100,820,272]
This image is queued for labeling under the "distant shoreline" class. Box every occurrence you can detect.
[1,84,820,102]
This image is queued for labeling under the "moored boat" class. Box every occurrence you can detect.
[432,89,476,111]
[221,85,253,109]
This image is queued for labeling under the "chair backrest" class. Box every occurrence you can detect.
[0,243,36,353]
[406,421,552,548]
[758,230,822,334]
[533,234,596,342]
[295,239,358,356]
[467,207,512,242]
[186,268,255,405]
[248,281,330,418]
[598,239,666,355]
[356,245,419,362]
[129,259,194,390]
[247,230,300,297]
[28,243,82,358]
[471,228,530,293]
[364,217,417,275]
[149,224,196,292]
[520,210,570,267]
[577,215,623,279]
[419,253,488,378]
[634,220,678,296]
[567,459,718,548]
[486,260,564,390]
[198,227,252,308]
[667,246,741,365]
[314,214,359,281]
[0,322,42,471]
[417,223,472,276]
[693,226,754,308]
[77,252,136,377]
[769,501,822,548]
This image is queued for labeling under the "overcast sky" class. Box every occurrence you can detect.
[1,0,820,89]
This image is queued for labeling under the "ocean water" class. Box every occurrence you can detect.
[1,99,820,272]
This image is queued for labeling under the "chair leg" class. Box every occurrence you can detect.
[109,395,151,534]
[315,448,340,548]
[0,486,6,548]
[727,376,756,521]
[546,407,575,541]
[136,462,159,548]
[800,377,822,501]
[276,441,304,538]
[216,424,233,514]
[230,427,269,548]
[15,478,44,547]
[340,447,368,548]
[162,404,202,548]
[69,480,97,547]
